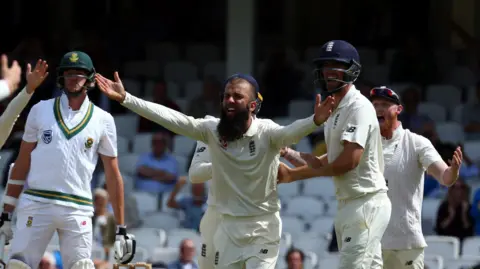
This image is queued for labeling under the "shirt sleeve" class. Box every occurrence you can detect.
[22,103,40,143]
[267,116,319,149]
[189,141,212,183]
[0,88,32,148]
[415,134,443,170]
[98,113,118,157]
[340,106,371,148]
[0,80,11,102]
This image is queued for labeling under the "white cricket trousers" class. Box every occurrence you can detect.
[198,205,221,269]
[335,191,391,269]
[382,248,424,269]
[213,212,281,269]
[9,198,93,269]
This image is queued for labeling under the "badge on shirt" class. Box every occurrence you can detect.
[84,137,94,151]
[42,130,53,144]
[26,216,33,227]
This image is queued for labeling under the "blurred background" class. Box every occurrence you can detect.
[1,0,480,268]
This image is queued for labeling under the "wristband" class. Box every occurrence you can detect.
[3,196,18,206]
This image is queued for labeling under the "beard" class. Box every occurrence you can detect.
[217,105,250,142]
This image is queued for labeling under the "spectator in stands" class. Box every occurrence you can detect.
[435,180,474,242]
[261,49,304,117]
[285,248,304,269]
[167,176,206,231]
[470,187,480,235]
[462,82,480,140]
[389,35,438,85]
[92,188,116,256]
[138,81,181,136]
[39,252,56,269]
[136,132,179,204]
[187,76,221,118]
[398,86,432,134]
[167,239,199,269]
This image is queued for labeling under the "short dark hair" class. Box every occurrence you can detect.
[285,248,305,262]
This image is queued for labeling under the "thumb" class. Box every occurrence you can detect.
[0,54,7,70]
[114,71,121,83]
[448,159,452,166]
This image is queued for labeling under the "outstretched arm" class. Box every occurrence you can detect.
[281,147,328,168]
[96,72,210,143]
[0,88,33,149]
[189,141,212,183]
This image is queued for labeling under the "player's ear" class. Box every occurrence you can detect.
[249,101,256,113]
[396,104,403,115]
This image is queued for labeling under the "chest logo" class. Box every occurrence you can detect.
[85,137,94,149]
[42,130,53,144]
[249,140,256,156]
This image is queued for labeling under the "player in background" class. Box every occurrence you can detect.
[96,71,334,269]
[0,51,136,269]
[280,86,463,268]
[0,59,48,149]
[277,40,391,269]
[0,54,22,102]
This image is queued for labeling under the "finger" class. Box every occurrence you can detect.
[43,64,49,75]
[316,94,321,107]
[34,59,41,71]
[1,54,7,70]
[114,71,121,83]
[26,63,31,74]
[43,72,49,79]
[11,60,19,69]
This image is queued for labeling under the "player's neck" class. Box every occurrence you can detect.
[381,120,401,140]
[332,85,350,109]
[245,115,253,131]
[67,93,87,111]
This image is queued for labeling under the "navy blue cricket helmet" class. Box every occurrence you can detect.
[312,40,362,98]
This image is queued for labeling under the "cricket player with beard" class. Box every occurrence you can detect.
[0,51,136,269]
[96,71,334,269]
[0,59,48,149]
[277,40,391,269]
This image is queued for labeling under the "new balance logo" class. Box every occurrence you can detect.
[215,251,219,265]
[259,249,268,254]
[201,244,206,257]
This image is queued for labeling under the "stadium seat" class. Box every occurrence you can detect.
[462,237,480,257]
[175,98,189,112]
[185,80,203,100]
[281,215,306,239]
[435,122,465,144]
[277,179,301,202]
[279,233,293,256]
[164,61,198,86]
[303,177,336,200]
[424,235,460,259]
[145,42,181,65]
[186,44,221,67]
[445,256,480,269]
[114,114,139,140]
[294,138,312,153]
[141,212,180,231]
[122,78,142,96]
[468,86,479,104]
[132,133,153,154]
[288,99,313,118]
[203,61,226,81]
[131,191,159,216]
[451,104,464,123]
[425,85,462,110]
[130,228,166,249]
[324,199,338,217]
[285,196,325,222]
[308,216,335,236]
[434,49,456,77]
[422,198,442,223]
[418,102,447,122]
[123,60,161,79]
[464,140,480,162]
[118,153,139,175]
[294,233,330,258]
[117,136,129,154]
[317,253,340,268]
[445,66,476,88]
[173,136,196,157]
[150,247,180,264]
[145,80,181,99]
[424,255,444,269]
[166,228,202,254]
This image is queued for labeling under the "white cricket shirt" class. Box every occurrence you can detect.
[324,86,387,201]
[0,88,33,149]
[122,92,319,216]
[189,140,216,207]
[0,80,10,102]
[21,94,117,214]
[381,124,442,249]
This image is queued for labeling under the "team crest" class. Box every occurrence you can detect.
[69,53,79,63]
[85,137,94,149]
[42,130,53,144]
[26,216,33,227]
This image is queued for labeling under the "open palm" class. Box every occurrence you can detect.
[26,59,49,93]
[95,72,126,102]
[313,94,335,125]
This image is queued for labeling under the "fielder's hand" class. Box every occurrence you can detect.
[26,59,49,94]
[277,162,293,184]
[313,94,335,126]
[1,54,21,94]
[95,72,127,103]
[0,212,13,243]
[114,226,136,264]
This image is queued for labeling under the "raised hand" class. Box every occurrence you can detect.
[313,94,335,125]
[1,54,21,94]
[448,146,463,173]
[26,59,49,94]
[95,72,127,102]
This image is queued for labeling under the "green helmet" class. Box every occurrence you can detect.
[56,51,96,89]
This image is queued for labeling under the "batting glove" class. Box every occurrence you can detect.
[114,225,136,264]
[0,212,13,243]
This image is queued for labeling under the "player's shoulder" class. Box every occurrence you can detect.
[254,117,278,128]
[199,115,220,130]
[33,98,56,110]
[407,129,433,147]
